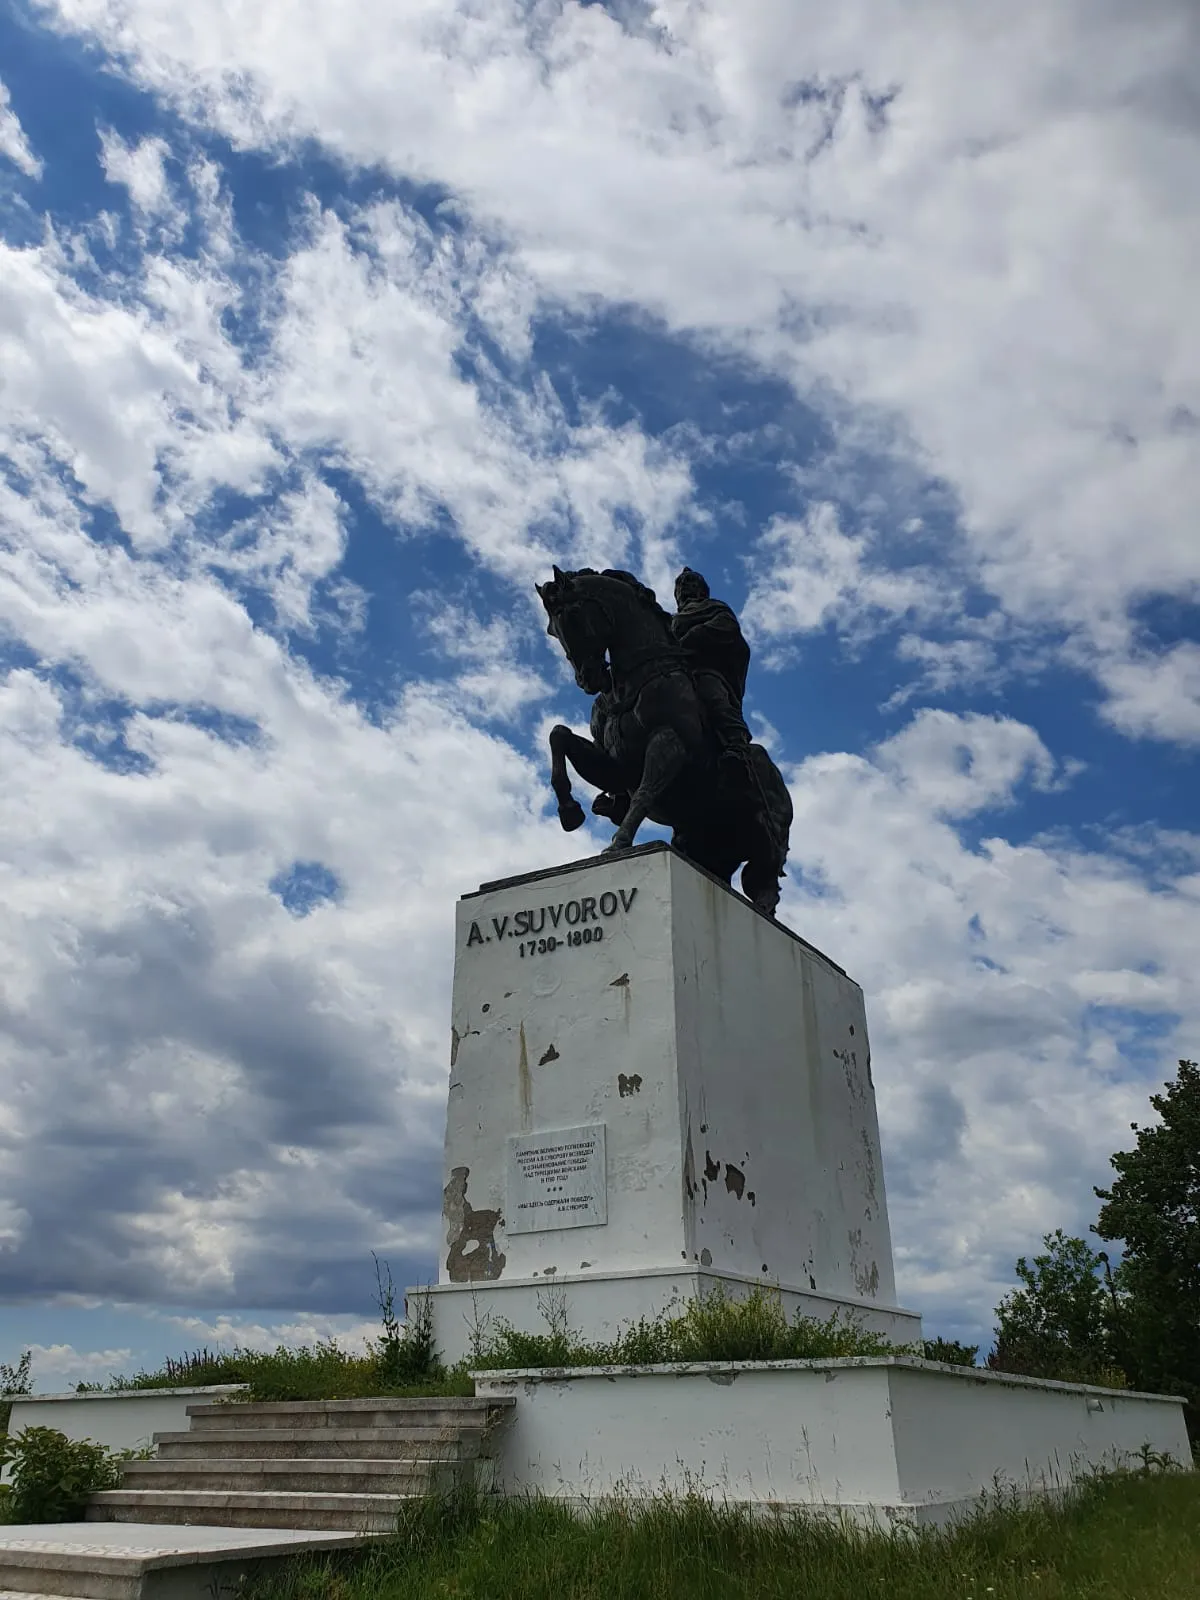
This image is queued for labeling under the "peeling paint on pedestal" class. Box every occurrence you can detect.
[433,843,910,1353]
[443,1166,506,1282]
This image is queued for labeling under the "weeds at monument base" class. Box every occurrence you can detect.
[238,1465,1200,1600]
[35,1279,1134,1404]
[465,1281,921,1370]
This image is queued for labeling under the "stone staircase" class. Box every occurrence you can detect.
[85,1395,516,1535]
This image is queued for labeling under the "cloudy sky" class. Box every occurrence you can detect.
[1,0,1197,1386]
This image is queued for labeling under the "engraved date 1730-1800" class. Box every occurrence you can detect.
[518,926,604,958]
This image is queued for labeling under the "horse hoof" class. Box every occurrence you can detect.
[603,833,634,856]
[558,799,587,832]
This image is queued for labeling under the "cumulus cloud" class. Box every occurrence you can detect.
[35,0,1199,736]
[99,129,179,226]
[0,141,674,1309]
[782,711,1199,1334]
[0,79,40,179]
[743,501,955,645]
[1097,641,1200,744]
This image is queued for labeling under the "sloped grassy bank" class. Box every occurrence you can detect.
[242,1469,1200,1600]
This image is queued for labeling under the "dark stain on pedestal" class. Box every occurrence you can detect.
[618,1073,642,1097]
[724,1163,746,1200]
[704,1151,720,1182]
[683,1126,698,1201]
[518,1023,532,1124]
[443,1166,506,1282]
[539,1043,560,1065]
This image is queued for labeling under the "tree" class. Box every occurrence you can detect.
[1094,1059,1200,1441]
[923,1337,979,1367]
[987,1229,1124,1387]
[0,1348,32,1438]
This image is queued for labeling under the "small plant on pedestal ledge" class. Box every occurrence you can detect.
[369,1253,441,1387]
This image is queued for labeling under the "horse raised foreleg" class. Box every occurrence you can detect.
[604,724,688,854]
[548,725,628,834]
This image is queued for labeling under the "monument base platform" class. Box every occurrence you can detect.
[422,1266,922,1368]
[472,1357,1191,1527]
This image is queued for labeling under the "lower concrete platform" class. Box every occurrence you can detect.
[0,1521,373,1600]
[473,1355,1192,1527]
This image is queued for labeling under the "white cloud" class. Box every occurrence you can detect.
[22,1343,134,1389]
[874,708,1060,819]
[1096,641,1200,744]
[149,1308,380,1355]
[743,500,954,644]
[34,0,1199,736]
[0,79,40,179]
[781,710,1200,1336]
[257,201,694,585]
[98,129,178,224]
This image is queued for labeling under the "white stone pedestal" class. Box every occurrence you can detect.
[421,842,921,1365]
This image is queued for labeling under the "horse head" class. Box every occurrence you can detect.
[536,566,613,695]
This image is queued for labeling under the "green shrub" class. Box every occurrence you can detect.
[104,1347,254,1390]
[1,1427,120,1523]
[923,1337,980,1366]
[367,1257,440,1387]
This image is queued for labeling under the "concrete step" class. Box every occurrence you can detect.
[184,1397,513,1433]
[0,1590,95,1600]
[0,1524,366,1600]
[86,1490,417,1534]
[118,1459,460,1496]
[152,1427,481,1461]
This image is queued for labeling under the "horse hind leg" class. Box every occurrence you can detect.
[605,725,687,854]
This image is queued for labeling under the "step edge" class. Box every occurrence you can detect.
[185,1399,514,1415]
[125,1460,454,1471]
[89,1492,425,1508]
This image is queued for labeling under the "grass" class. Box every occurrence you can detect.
[242,1468,1200,1600]
[39,1270,1131,1406]
[78,1283,935,1403]
[468,1283,917,1370]
[92,1341,477,1402]
[89,1258,473,1402]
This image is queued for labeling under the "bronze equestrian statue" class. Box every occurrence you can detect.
[536,565,792,916]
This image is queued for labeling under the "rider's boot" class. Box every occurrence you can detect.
[718,742,755,792]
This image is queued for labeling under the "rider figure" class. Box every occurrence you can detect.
[671,567,754,785]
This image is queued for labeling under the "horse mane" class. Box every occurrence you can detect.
[596,568,674,629]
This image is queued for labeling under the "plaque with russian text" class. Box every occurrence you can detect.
[506,1124,608,1233]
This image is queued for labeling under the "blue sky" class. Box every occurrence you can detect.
[0,0,1198,1384]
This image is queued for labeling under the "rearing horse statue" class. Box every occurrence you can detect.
[536,566,793,916]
